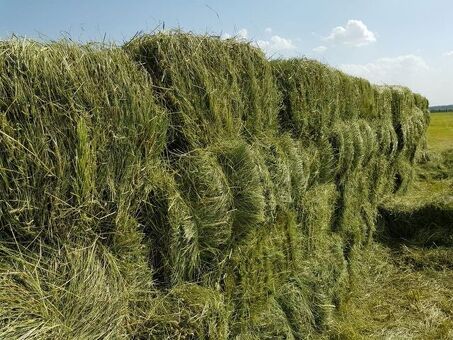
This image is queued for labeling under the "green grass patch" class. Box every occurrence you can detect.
[427,112,453,152]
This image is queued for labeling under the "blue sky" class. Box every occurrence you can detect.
[1,0,452,105]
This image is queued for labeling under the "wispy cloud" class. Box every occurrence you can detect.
[443,51,453,57]
[325,19,376,47]
[313,45,327,53]
[221,28,296,57]
[221,28,248,40]
[256,35,296,54]
[340,55,428,84]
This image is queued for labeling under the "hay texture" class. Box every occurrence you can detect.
[0,33,429,339]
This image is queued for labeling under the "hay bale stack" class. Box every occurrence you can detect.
[0,33,429,338]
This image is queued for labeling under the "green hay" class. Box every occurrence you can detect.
[0,241,136,339]
[214,141,266,240]
[272,58,341,141]
[0,33,432,339]
[299,184,350,329]
[253,134,311,213]
[174,149,233,262]
[125,32,281,150]
[275,276,317,338]
[137,166,200,286]
[225,210,302,337]
[136,283,230,340]
[0,39,168,242]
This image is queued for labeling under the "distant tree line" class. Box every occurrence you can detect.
[430,105,453,112]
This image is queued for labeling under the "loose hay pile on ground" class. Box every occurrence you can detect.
[0,33,430,338]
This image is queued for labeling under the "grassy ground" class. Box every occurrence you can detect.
[427,112,453,153]
[331,112,453,339]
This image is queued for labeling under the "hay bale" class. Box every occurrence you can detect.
[174,149,233,261]
[125,32,281,149]
[137,166,202,286]
[299,184,349,328]
[213,141,266,240]
[0,39,168,242]
[235,297,294,339]
[275,276,317,338]
[272,59,341,141]
[224,210,302,336]
[0,242,136,339]
[136,283,230,339]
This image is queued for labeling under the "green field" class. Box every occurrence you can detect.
[427,112,453,152]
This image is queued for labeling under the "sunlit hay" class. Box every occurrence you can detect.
[390,87,429,166]
[249,143,278,224]
[275,276,317,338]
[329,122,356,179]
[124,31,281,150]
[355,77,379,120]
[367,156,393,205]
[392,157,416,194]
[213,140,266,240]
[314,137,337,183]
[137,166,201,286]
[252,134,312,214]
[236,297,294,339]
[174,149,234,267]
[272,59,341,142]
[279,135,312,207]
[0,241,136,339]
[375,120,399,159]
[307,232,349,330]
[336,170,374,245]
[224,210,302,337]
[0,39,168,243]
[136,283,230,340]
[357,119,378,167]
[298,184,350,328]
[252,137,292,212]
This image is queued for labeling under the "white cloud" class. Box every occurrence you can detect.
[256,35,296,55]
[313,45,327,53]
[237,28,248,40]
[325,19,376,47]
[339,54,453,106]
[443,51,453,57]
[221,28,248,40]
[221,28,296,57]
[340,55,428,85]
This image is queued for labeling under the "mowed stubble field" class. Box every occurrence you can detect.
[427,112,453,152]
